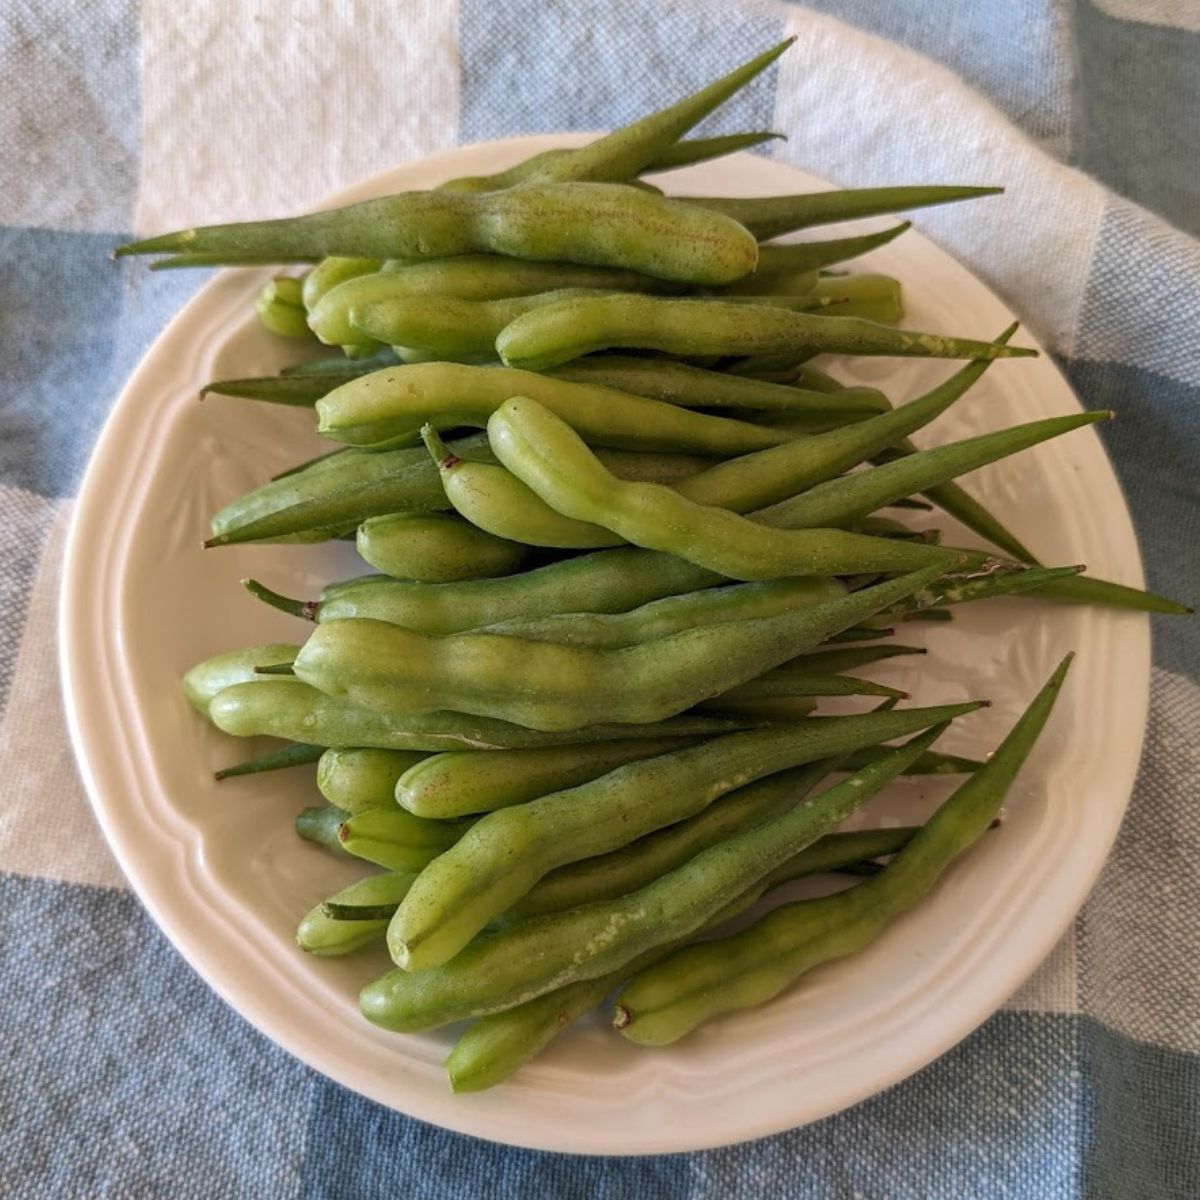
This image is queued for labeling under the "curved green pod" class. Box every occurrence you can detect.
[437,408,969,565]
[356,513,533,582]
[208,678,755,751]
[489,397,1111,581]
[300,256,386,352]
[290,566,952,731]
[487,398,959,580]
[295,804,350,854]
[478,578,846,648]
[255,277,311,339]
[301,256,383,309]
[320,870,423,921]
[424,428,619,550]
[337,807,474,872]
[182,643,300,716]
[317,747,428,812]
[306,548,731,634]
[297,870,417,956]
[315,361,796,455]
[344,286,839,360]
[317,287,609,358]
[115,182,761,286]
[396,738,690,819]
[321,257,688,309]
[495,293,1036,371]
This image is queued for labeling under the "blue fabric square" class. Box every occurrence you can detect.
[1061,360,1200,679]
[298,1012,1077,1200]
[0,872,311,1200]
[0,227,205,499]
[1080,1021,1200,1200]
[1073,1,1200,238]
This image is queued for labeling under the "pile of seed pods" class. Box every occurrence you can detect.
[126,40,1187,1091]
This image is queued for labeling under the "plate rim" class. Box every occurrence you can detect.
[59,133,1150,1155]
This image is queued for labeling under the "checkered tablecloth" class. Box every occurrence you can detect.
[2,2,1197,1196]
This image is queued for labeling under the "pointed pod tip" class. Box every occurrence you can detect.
[613,1004,632,1030]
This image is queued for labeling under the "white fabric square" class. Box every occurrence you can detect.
[0,500,127,890]
[134,0,460,233]
[1004,927,1078,1015]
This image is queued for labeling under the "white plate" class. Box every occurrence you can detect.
[60,137,1148,1154]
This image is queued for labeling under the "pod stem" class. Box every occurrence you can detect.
[242,577,319,621]
[420,423,459,471]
